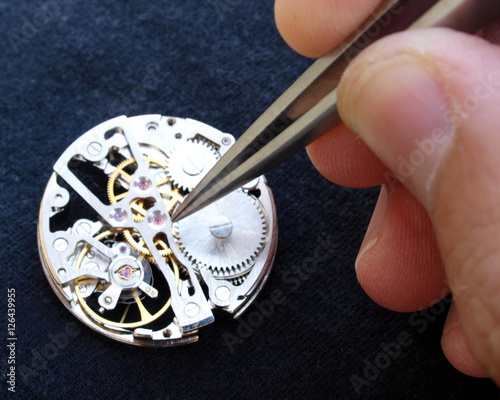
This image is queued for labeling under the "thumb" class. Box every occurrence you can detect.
[338,28,500,381]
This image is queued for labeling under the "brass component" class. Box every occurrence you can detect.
[107,155,184,257]
[124,230,173,258]
[74,230,180,329]
[107,156,184,222]
[116,265,139,281]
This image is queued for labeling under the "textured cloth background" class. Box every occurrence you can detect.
[1,1,499,399]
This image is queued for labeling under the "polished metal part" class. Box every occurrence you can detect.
[173,189,267,277]
[166,139,220,191]
[172,0,500,222]
[38,115,278,346]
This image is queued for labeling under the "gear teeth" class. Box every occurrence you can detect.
[173,190,267,278]
[107,156,180,224]
[107,158,136,204]
[123,230,173,258]
[165,139,220,192]
[107,155,182,257]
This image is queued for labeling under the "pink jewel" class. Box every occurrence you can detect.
[153,215,164,225]
[117,266,134,280]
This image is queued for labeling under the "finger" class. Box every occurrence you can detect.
[482,17,500,44]
[338,28,500,380]
[274,0,383,57]
[291,15,500,188]
[355,183,447,312]
[306,123,389,188]
[442,303,488,378]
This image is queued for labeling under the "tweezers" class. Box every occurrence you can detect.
[172,0,500,222]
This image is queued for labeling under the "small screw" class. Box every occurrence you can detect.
[87,142,102,156]
[76,222,92,235]
[168,118,176,126]
[215,286,231,301]
[104,296,112,304]
[54,238,68,252]
[222,137,231,146]
[184,302,200,317]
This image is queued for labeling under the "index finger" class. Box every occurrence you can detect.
[275,0,383,57]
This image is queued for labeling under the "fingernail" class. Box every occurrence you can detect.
[355,185,388,272]
[341,56,453,209]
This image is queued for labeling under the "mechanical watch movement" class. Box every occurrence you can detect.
[38,115,277,346]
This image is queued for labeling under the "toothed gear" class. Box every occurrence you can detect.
[124,230,173,258]
[166,139,220,191]
[173,190,267,277]
[108,156,183,258]
[107,156,183,223]
[122,195,182,258]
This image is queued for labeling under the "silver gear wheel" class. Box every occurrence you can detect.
[173,190,267,277]
[166,139,220,191]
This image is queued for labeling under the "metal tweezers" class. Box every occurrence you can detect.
[172,0,500,222]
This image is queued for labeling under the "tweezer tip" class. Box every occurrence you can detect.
[171,191,201,222]
[170,206,184,222]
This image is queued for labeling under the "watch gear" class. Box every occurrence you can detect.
[108,156,184,222]
[124,229,172,259]
[108,155,183,259]
[166,139,220,191]
[173,190,267,278]
[73,229,178,330]
[38,115,278,346]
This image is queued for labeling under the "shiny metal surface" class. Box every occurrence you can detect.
[172,0,500,222]
[38,115,278,346]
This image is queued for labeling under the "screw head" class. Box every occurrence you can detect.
[215,286,231,302]
[209,216,233,238]
[87,142,102,156]
[76,222,92,235]
[182,155,204,176]
[184,302,200,317]
[53,238,68,252]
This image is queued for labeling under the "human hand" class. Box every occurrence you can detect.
[275,0,500,381]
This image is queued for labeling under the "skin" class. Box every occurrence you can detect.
[275,0,500,381]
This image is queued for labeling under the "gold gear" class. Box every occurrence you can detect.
[123,229,173,259]
[107,155,184,257]
[122,186,183,257]
[74,230,180,329]
[108,156,182,223]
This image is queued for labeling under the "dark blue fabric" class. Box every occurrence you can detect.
[1,1,499,399]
